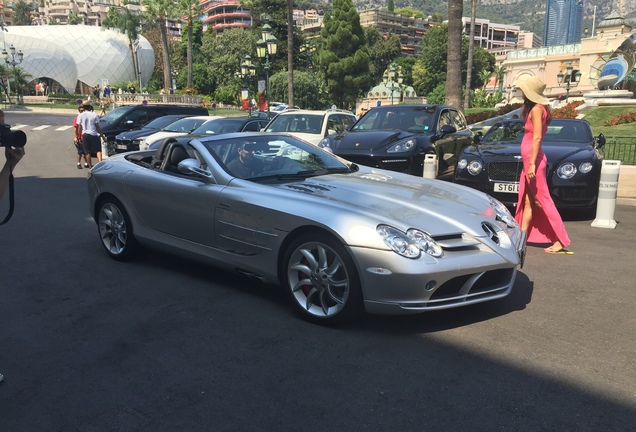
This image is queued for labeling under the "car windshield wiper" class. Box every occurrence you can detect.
[250,167,353,181]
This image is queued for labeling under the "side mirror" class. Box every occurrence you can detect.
[596,133,606,149]
[178,158,214,180]
[473,132,483,144]
[440,124,457,137]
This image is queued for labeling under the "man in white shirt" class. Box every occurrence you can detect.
[77,104,106,168]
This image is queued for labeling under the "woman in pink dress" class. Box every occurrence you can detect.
[513,76,571,254]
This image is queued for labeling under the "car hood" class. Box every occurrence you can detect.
[469,142,595,162]
[335,130,430,152]
[144,131,188,145]
[267,169,501,237]
[116,127,160,141]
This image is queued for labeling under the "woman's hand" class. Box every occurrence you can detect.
[528,161,536,179]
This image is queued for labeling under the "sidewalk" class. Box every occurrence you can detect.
[618,165,636,206]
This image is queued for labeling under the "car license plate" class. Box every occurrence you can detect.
[116,144,128,150]
[494,183,519,193]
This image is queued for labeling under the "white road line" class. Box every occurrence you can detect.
[32,125,51,130]
[56,126,74,131]
[10,124,27,130]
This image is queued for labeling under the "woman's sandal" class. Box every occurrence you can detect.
[544,246,573,255]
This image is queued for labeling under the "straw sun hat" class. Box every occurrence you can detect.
[514,75,549,105]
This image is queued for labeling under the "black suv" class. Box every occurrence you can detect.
[100,104,208,152]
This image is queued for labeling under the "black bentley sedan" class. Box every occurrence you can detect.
[329,105,474,179]
[454,119,605,213]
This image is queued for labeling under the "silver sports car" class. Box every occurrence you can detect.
[88,132,526,324]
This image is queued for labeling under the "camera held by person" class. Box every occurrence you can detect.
[0,123,27,148]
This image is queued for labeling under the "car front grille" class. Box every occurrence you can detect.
[427,268,516,305]
[340,155,411,172]
[488,161,523,182]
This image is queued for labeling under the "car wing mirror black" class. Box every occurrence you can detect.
[178,158,214,180]
[596,133,606,148]
[439,124,457,138]
[473,131,483,144]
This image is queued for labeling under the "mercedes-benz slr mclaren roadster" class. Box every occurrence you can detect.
[88,132,526,324]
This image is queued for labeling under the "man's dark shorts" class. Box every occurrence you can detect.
[82,134,101,154]
[75,140,87,155]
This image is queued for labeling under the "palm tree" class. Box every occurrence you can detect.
[493,64,507,92]
[478,68,492,90]
[177,0,202,89]
[143,0,176,93]
[103,8,141,89]
[464,0,477,108]
[446,0,463,109]
[286,0,294,107]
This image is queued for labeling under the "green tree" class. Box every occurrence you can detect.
[318,0,370,108]
[143,0,177,92]
[364,27,401,86]
[177,0,202,89]
[446,0,463,109]
[478,68,492,90]
[388,0,395,12]
[269,70,325,109]
[394,8,425,18]
[68,12,83,25]
[416,24,495,97]
[13,0,32,26]
[200,28,259,98]
[493,63,507,92]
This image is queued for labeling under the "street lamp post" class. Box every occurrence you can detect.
[383,64,403,105]
[557,65,581,103]
[299,41,315,70]
[256,24,278,117]
[238,54,256,111]
[2,45,24,104]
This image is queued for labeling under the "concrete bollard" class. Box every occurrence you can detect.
[423,153,437,179]
[591,160,621,229]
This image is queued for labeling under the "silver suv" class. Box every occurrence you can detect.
[262,108,357,146]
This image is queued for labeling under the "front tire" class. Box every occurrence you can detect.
[283,233,363,325]
[97,197,139,261]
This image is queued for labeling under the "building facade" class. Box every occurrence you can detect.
[544,0,584,46]
[201,0,251,34]
[462,17,520,52]
[357,9,430,56]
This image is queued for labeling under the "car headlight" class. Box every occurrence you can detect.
[387,139,417,153]
[579,162,593,173]
[489,196,517,229]
[377,225,443,259]
[467,159,483,175]
[458,158,468,170]
[557,162,577,179]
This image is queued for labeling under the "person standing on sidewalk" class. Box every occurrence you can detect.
[77,104,106,168]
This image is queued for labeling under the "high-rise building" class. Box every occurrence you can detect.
[544,0,584,46]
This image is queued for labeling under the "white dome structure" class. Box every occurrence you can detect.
[0,25,154,94]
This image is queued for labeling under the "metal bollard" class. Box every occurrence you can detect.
[101,139,109,160]
[591,160,621,229]
[423,154,437,179]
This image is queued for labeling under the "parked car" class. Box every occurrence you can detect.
[88,132,525,325]
[100,104,208,145]
[262,108,357,146]
[330,104,474,180]
[454,119,605,213]
[146,117,270,150]
[138,115,221,150]
[113,114,193,153]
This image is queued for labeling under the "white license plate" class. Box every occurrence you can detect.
[116,144,128,150]
[494,183,519,193]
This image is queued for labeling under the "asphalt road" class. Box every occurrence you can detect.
[1,112,635,431]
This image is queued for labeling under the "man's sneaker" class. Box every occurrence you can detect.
[84,163,89,168]
[77,163,82,169]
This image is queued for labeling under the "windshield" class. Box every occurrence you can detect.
[264,113,323,134]
[100,106,133,123]
[200,135,352,181]
[191,119,241,135]
[144,116,185,129]
[351,107,435,132]
[163,117,209,133]
[483,120,592,145]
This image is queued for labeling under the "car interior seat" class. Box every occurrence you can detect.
[151,137,179,169]
[557,124,577,140]
[161,142,190,174]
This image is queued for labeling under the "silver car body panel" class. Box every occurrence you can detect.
[88,134,524,315]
